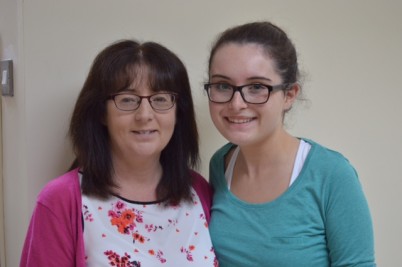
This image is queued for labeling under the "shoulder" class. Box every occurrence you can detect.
[304,139,355,169]
[209,143,235,188]
[211,143,235,161]
[210,142,236,171]
[190,170,211,195]
[302,138,359,185]
[37,168,81,207]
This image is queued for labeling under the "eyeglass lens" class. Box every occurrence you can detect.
[113,93,176,111]
[207,84,270,104]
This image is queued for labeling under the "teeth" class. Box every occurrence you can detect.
[228,118,253,124]
[135,130,154,134]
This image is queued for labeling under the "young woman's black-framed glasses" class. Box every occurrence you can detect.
[108,92,178,111]
[204,83,291,104]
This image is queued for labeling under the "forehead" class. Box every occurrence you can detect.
[210,43,281,83]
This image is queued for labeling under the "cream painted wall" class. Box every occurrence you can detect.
[1,1,26,267]
[0,93,4,267]
[1,0,401,266]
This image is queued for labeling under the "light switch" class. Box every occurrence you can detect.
[1,60,13,96]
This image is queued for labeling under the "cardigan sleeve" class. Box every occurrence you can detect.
[20,203,76,266]
[190,170,213,223]
[20,169,85,267]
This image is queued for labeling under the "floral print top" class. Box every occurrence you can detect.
[82,187,218,266]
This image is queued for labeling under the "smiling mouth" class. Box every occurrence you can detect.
[226,117,254,124]
[133,130,157,134]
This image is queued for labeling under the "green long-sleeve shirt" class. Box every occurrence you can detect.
[209,139,376,267]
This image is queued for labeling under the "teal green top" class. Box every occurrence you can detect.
[209,139,375,267]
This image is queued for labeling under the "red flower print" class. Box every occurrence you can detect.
[167,218,178,226]
[180,246,195,262]
[104,250,141,267]
[147,249,166,263]
[108,210,118,218]
[82,205,94,222]
[145,224,163,232]
[122,210,135,222]
[111,210,136,234]
[156,250,166,263]
[132,232,146,244]
[115,201,126,210]
[135,211,143,223]
[211,247,219,267]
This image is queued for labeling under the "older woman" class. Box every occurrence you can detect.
[21,40,217,267]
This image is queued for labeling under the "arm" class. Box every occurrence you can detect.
[325,162,376,266]
[20,203,76,267]
[20,169,84,267]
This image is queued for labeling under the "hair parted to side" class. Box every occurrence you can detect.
[69,40,199,204]
[208,21,300,85]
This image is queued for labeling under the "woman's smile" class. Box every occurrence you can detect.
[226,116,255,124]
[132,129,157,135]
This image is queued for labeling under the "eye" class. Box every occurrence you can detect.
[151,94,170,103]
[213,83,232,91]
[119,95,139,103]
[249,84,267,90]
[246,84,268,94]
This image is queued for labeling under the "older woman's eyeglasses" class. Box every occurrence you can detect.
[204,83,290,104]
[108,92,177,111]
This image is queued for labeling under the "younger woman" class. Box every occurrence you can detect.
[205,21,375,266]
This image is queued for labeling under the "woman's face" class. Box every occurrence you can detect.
[105,68,176,161]
[208,43,295,147]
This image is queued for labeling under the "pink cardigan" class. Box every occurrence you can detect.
[20,168,213,267]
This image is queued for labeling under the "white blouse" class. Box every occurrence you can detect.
[81,182,217,266]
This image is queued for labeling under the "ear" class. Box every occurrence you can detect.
[283,83,300,111]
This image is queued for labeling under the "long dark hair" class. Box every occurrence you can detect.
[69,40,199,204]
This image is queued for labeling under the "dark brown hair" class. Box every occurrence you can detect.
[69,40,199,204]
[208,21,300,84]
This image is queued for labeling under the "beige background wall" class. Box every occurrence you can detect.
[1,0,401,266]
[0,97,4,267]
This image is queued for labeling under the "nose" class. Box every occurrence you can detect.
[229,91,248,110]
[135,99,154,121]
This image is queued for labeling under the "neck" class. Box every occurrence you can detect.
[229,131,300,203]
[111,154,163,201]
[236,131,299,175]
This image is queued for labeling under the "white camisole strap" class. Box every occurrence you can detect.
[225,140,311,190]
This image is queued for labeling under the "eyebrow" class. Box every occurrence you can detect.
[210,74,273,83]
[210,74,230,80]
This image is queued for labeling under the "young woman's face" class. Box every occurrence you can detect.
[208,43,294,147]
[105,68,176,161]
